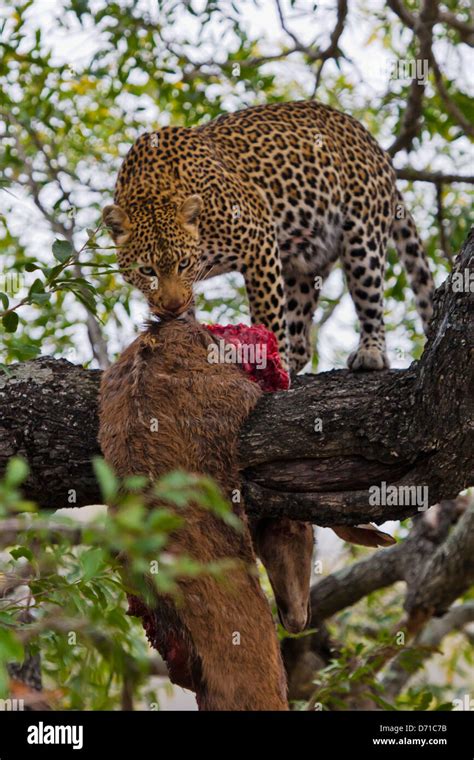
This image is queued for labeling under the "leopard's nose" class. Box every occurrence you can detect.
[162,299,185,314]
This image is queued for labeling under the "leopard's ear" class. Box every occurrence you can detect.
[102,204,131,243]
[178,195,203,227]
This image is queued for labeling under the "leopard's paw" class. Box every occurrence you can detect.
[347,346,389,371]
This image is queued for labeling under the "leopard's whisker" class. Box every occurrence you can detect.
[194,262,216,284]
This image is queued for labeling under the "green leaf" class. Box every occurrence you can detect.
[52,239,74,262]
[148,509,182,533]
[29,291,51,305]
[44,263,66,283]
[7,343,40,360]
[0,663,8,699]
[115,502,145,531]
[417,690,434,711]
[4,457,29,487]
[0,628,24,663]
[2,311,19,332]
[28,278,51,304]
[80,547,105,582]
[92,457,118,501]
[123,474,149,491]
[369,692,397,711]
[9,545,34,561]
[29,278,45,294]
[0,611,17,626]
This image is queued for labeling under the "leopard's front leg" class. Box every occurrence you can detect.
[243,239,290,374]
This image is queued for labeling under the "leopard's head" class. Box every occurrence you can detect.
[103,195,203,317]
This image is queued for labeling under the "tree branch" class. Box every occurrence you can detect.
[396,168,474,185]
[0,232,472,525]
[386,0,416,30]
[309,499,462,621]
[312,0,348,94]
[387,0,438,156]
[387,0,474,154]
[284,499,472,701]
[438,10,474,46]
[429,51,474,136]
[405,498,474,619]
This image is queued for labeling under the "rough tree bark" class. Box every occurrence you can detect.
[0,232,473,527]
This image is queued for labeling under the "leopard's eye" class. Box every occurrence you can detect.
[139,266,157,277]
[178,258,191,271]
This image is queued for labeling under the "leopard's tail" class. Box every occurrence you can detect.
[392,190,434,333]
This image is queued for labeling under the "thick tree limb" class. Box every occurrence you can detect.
[240,232,473,522]
[310,544,401,621]
[0,232,472,525]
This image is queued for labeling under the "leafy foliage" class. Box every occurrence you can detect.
[0,458,241,709]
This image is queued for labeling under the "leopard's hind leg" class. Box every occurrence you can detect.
[341,216,390,371]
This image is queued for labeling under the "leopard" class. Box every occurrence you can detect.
[103,100,434,374]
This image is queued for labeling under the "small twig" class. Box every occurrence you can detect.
[438,9,474,46]
[430,52,474,136]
